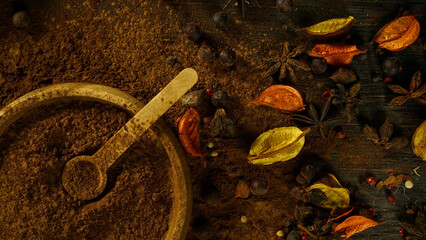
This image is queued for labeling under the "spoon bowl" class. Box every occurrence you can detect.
[62,155,107,200]
[60,68,197,200]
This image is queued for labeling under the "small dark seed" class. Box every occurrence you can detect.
[192,216,211,240]
[198,46,214,62]
[287,231,302,240]
[13,11,30,28]
[311,58,327,75]
[355,52,368,62]
[276,0,292,13]
[201,185,221,207]
[212,12,228,29]
[211,90,230,108]
[250,177,268,195]
[183,23,202,42]
[382,57,401,77]
[218,49,236,67]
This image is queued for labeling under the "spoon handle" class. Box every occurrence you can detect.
[94,68,198,170]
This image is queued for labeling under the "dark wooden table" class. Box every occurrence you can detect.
[1,0,424,239]
[169,0,426,239]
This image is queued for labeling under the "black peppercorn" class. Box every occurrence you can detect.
[197,46,214,62]
[250,177,268,195]
[192,216,211,240]
[183,23,202,42]
[218,49,236,67]
[212,12,228,29]
[13,11,30,28]
[311,58,327,75]
[211,90,230,108]
[382,57,401,77]
[276,0,292,13]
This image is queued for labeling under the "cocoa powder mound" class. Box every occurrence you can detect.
[0,101,172,239]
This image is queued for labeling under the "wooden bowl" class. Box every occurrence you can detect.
[0,83,192,240]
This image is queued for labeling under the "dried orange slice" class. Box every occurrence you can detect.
[251,85,305,112]
[373,15,420,51]
[309,43,367,67]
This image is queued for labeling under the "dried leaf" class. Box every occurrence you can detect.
[415,211,426,233]
[412,84,426,98]
[383,175,396,186]
[410,71,422,92]
[251,85,305,112]
[376,181,384,190]
[384,137,409,150]
[412,120,426,160]
[248,127,309,165]
[307,173,350,209]
[363,125,380,144]
[349,82,361,98]
[328,207,355,223]
[332,216,380,238]
[374,15,420,51]
[399,222,423,237]
[379,118,393,143]
[414,95,426,106]
[387,84,410,94]
[330,68,357,84]
[235,180,250,199]
[389,95,411,106]
[394,174,412,187]
[309,43,367,67]
[305,16,355,39]
[178,108,203,157]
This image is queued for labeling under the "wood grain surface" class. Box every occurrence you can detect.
[168,1,426,239]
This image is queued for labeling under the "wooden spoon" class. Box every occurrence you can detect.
[62,68,198,200]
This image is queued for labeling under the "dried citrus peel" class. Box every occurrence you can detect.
[305,16,355,39]
[412,120,426,160]
[309,43,367,67]
[373,15,420,51]
[251,85,305,112]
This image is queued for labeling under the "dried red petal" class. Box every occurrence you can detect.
[309,43,367,67]
[332,216,380,238]
[178,108,204,157]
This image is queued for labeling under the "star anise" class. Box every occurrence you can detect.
[263,41,311,82]
[388,71,426,107]
[223,0,261,19]
[288,98,343,138]
[362,118,408,150]
[330,82,364,123]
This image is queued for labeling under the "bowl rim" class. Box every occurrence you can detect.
[0,82,192,240]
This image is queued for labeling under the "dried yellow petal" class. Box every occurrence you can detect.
[248,127,309,165]
[305,16,355,39]
[412,120,426,160]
